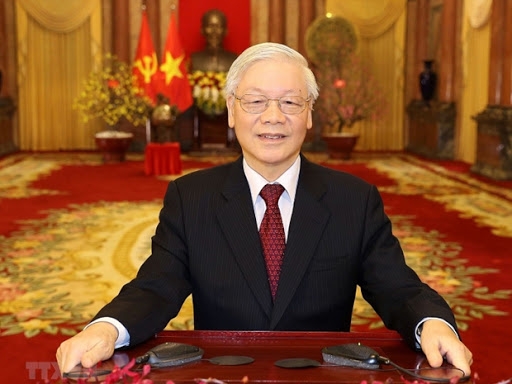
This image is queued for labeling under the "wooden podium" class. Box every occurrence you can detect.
[66,331,471,383]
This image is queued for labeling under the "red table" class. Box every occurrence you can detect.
[144,142,182,175]
[66,331,471,383]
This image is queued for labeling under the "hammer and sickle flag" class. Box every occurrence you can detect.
[157,12,193,112]
[133,10,159,105]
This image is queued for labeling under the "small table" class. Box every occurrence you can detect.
[144,142,182,176]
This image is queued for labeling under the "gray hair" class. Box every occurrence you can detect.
[224,42,319,102]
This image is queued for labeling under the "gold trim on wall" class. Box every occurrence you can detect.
[332,0,406,38]
[16,0,98,33]
[467,0,492,29]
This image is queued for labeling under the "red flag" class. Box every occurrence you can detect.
[158,12,193,112]
[133,10,159,105]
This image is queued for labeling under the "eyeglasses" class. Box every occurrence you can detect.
[234,94,310,115]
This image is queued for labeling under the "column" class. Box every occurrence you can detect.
[298,0,316,58]
[146,0,161,58]
[500,1,512,106]
[0,1,6,96]
[300,0,321,149]
[438,0,457,102]
[487,0,505,105]
[0,1,16,155]
[414,0,430,100]
[472,0,512,179]
[268,0,286,43]
[112,0,131,62]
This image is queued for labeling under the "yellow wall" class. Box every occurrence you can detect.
[457,2,490,163]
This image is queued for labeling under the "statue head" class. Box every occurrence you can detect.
[201,9,228,50]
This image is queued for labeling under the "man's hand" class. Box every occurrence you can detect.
[420,319,473,376]
[56,322,118,376]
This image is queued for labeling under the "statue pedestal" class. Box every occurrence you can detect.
[471,105,512,180]
[191,107,240,155]
[406,100,455,159]
[0,97,17,156]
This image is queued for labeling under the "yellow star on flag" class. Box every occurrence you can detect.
[160,52,185,84]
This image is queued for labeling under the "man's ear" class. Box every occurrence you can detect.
[226,95,235,128]
[306,103,313,130]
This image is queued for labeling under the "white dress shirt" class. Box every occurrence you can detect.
[243,155,301,240]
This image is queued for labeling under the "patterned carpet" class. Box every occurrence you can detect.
[1,152,511,340]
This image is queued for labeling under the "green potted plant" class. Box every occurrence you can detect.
[306,15,384,159]
[73,54,153,162]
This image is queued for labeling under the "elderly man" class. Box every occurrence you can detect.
[57,42,473,377]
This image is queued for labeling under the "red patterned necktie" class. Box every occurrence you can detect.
[259,183,286,301]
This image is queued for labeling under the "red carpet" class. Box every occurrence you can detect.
[0,151,511,383]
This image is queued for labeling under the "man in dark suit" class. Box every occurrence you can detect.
[57,42,472,376]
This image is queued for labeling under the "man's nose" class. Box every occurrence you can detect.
[261,100,286,122]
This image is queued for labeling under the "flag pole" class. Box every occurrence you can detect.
[138,0,149,144]
[146,117,151,144]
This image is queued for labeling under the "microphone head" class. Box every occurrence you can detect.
[322,343,381,369]
[136,342,204,368]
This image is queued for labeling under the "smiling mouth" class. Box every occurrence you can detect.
[260,134,285,139]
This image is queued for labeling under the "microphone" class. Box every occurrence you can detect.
[322,342,471,383]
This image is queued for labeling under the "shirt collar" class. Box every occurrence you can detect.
[243,156,301,204]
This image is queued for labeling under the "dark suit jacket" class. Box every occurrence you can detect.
[95,155,457,349]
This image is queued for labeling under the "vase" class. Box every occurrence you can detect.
[322,132,360,160]
[94,130,134,163]
[151,103,178,142]
[419,60,437,105]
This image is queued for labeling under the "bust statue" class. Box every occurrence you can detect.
[190,9,237,73]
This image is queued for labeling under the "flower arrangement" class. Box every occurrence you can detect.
[73,54,153,128]
[305,15,384,134]
[315,54,385,133]
[188,70,227,116]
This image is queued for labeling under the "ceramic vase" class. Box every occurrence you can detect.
[419,60,437,105]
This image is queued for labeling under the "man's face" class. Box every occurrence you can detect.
[227,59,313,180]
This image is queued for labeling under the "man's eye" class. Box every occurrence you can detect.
[282,98,301,106]
[246,98,266,104]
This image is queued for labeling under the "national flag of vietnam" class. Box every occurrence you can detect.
[158,12,193,112]
[133,10,159,105]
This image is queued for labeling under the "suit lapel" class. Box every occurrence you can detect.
[270,157,330,328]
[216,159,274,319]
